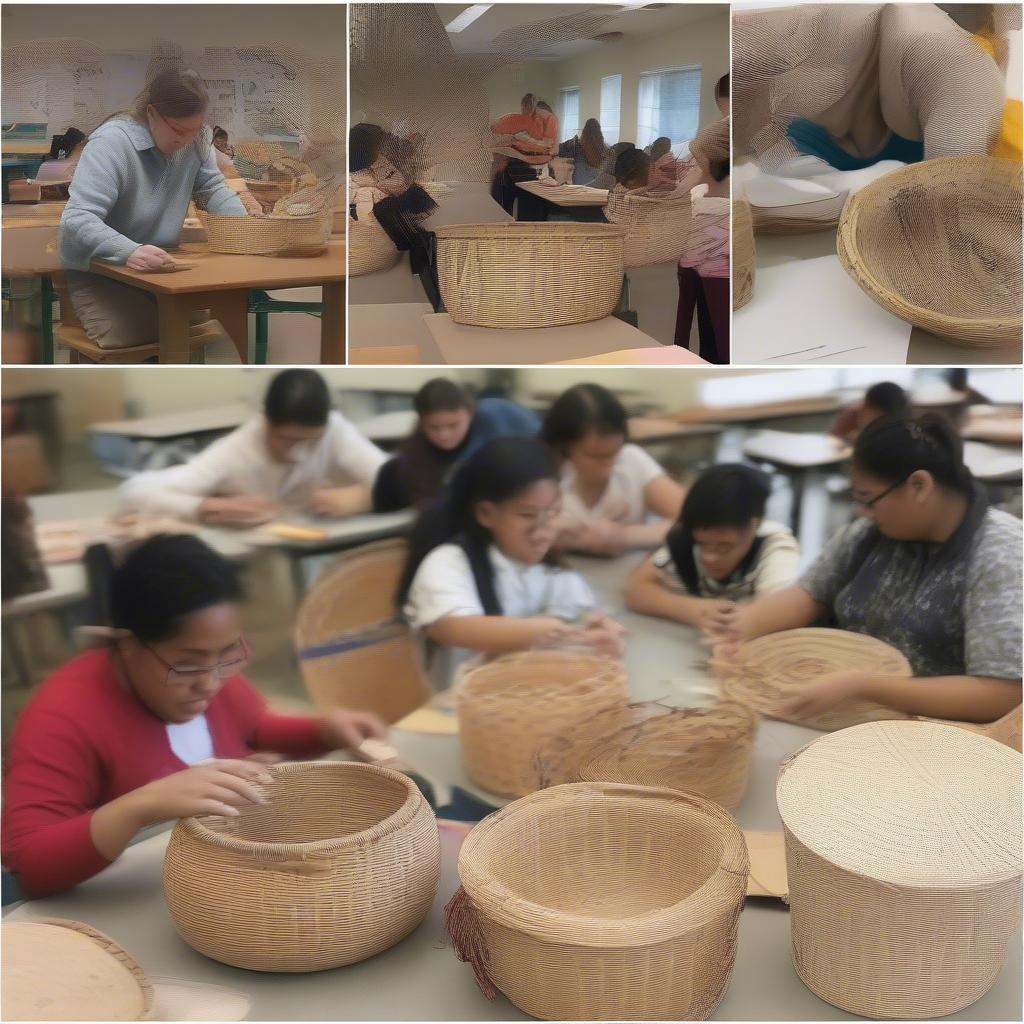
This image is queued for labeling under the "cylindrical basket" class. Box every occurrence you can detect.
[732,199,755,310]
[604,189,692,268]
[164,762,441,972]
[721,627,912,731]
[836,156,1022,347]
[348,215,400,276]
[435,222,625,328]
[456,651,628,798]
[538,700,759,811]
[199,209,331,257]
[447,782,748,1020]
[778,721,1022,1019]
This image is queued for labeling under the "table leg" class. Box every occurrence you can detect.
[155,294,193,363]
[204,291,249,363]
[320,281,344,364]
[790,469,806,541]
[39,275,55,364]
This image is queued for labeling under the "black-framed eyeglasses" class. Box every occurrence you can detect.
[853,475,910,510]
[145,637,250,687]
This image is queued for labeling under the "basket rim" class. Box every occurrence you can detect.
[174,761,426,857]
[457,651,625,699]
[740,626,912,673]
[433,221,625,239]
[458,781,747,946]
[198,209,327,226]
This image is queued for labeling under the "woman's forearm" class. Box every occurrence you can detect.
[89,790,153,862]
[426,615,565,654]
[625,575,706,626]
[620,520,672,549]
[738,585,822,639]
[862,673,1021,723]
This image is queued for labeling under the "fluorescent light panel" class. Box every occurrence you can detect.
[446,4,493,32]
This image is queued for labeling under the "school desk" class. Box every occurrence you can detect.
[353,409,417,448]
[670,395,842,429]
[963,440,1024,483]
[4,551,1020,1022]
[961,407,1023,445]
[514,179,608,221]
[347,302,437,362]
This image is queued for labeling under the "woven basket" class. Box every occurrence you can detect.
[778,721,1022,1019]
[295,539,430,724]
[837,156,1023,346]
[538,700,759,811]
[348,215,400,276]
[447,782,748,1020]
[922,703,1023,753]
[164,762,441,972]
[457,651,628,798]
[733,199,755,310]
[604,189,692,268]
[199,208,331,256]
[721,627,912,731]
[435,222,624,329]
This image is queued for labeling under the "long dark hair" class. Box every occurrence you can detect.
[48,127,85,160]
[614,146,650,188]
[397,437,560,615]
[580,118,607,169]
[540,382,628,455]
[349,122,386,172]
[666,464,772,594]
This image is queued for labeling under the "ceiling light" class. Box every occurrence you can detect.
[446,4,492,33]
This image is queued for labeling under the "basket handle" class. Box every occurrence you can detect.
[444,886,497,1000]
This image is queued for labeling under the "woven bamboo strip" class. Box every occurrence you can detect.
[732,199,755,309]
[604,189,692,268]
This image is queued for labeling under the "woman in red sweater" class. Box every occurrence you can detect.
[1,534,387,898]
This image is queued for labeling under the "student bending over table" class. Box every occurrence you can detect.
[0,534,387,898]
[120,369,386,527]
[830,381,909,444]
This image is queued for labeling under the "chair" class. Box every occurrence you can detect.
[248,289,323,365]
[604,189,693,268]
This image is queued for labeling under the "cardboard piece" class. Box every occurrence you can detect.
[744,830,789,901]
[393,706,459,735]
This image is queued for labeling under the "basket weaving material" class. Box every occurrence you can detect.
[732,199,755,310]
[164,762,440,972]
[538,700,758,811]
[457,651,628,797]
[348,215,400,276]
[435,222,624,329]
[604,189,691,268]
[777,721,1022,1019]
[446,782,748,1020]
[199,208,331,256]
[295,539,431,724]
[836,157,1023,346]
[721,628,912,731]
[923,703,1023,752]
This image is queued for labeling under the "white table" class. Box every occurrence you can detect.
[355,410,417,448]
[422,182,513,229]
[963,441,1024,483]
[347,303,437,362]
[88,404,252,442]
[515,180,609,208]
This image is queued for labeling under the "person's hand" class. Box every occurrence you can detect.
[126,245,176,272]
[774,670,866,721]
[316,709,389,751]
[128,759,273,822]
[245,751,287,766]
[239,190,265,216]
[697,600,739,637]
[575,613,627,658]
[307,484,368,519]
[198,495,279,527]
[567,518,629,557]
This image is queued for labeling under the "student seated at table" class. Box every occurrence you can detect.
[120,369,386,527]
[646,137,679,189]
[830,381,909,444]
[626,464,799,630]
[398,437,624,668]
[540,383,686,557]
[35,127,88,190]
[373,379,540,512]
[709,414,1022,723]
[611,147,702,199]
[558,119,615,188]
[58,69,248,350]
[0,534,387,898]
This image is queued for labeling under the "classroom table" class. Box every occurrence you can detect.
[4,551,1020,1021]
[961,407,1023,445]
[962,441,1024,483]
[354,410,417,448]
[670,396,842,428]
[347,302,439,362]
[88,404,252,443]
[557,346,707,365]
[514,179,608,221]
[421,182,514,229]
[89,240,345,364]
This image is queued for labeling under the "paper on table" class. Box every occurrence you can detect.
[149,978,252,1021]
[733,253,911,365]
[744,831,789,901]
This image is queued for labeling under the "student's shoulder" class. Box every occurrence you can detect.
[415,542,472,579]
[971,508,1023,571]
[757,520,799,549]
[86,118,144,154]
[15,649,117,731]
[619,442,663,474]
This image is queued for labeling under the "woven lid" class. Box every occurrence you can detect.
[777,721,1023,888]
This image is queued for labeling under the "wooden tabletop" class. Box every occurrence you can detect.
[88,403,252,440]
[628,416,725,442]
[516,180,609,207]
[961,407,1024,445]
[1,141,50,156]
[743,430,852,469]
[2,201,66,226]
[671,396,840,425]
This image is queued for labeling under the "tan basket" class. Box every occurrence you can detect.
[164,762,440,972]
[604,189,692,268]
[538,700,759,811]
[457,651,628,798]
[295,539,431,724]
[732,199,755,310]
[778,721,1023,1019]
[435,222,625,329]
[922,703,1023,753]
[348,215,400,276]
[720,627,912,731]
[446,782,748,1020]
[837,156,1023,347]
[198,208,331,256]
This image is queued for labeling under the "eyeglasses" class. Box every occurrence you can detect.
[146,637,250,687]
[853,476,910,510]
[517,504,563,530]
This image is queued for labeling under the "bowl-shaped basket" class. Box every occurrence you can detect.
[164,762,440,972]
[199,208,330,257]
[732,199,755,310]
[604,189,692,268]
[348,215,400,276]
[837,156,1022,347]
[447,782,748,1020]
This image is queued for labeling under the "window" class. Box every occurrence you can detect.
[559,87,580,143]
[600,74,621,144]
[636,66,701,148]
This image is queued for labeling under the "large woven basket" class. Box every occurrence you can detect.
[348,215,400,276]
[457,651,628,798]
[720,627,912,731]
[538,700,758,811]
[446,782,748,1020]
[435,222,624,329]
[604,189,692,268]
[199,208,331,256]
[732,199,755,310]
[778,721,1022,1018]
[164,762,441,972]
[924,703,1023,752]
[836,156,1023,347]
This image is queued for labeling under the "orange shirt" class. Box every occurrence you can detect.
[492,112,552,165]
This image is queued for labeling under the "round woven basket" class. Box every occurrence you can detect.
[164,762,440,972]
[447,782,748,1020]
[604,190,692,268]
[836,156,1022,347]
[199,209,331,257]
[456,651,628,798]
[732,199,755,310]
[721,627,912,731]
[435,222,625,328]
[778,721,1022,1019]
[538,700,759,811]
[348,215,400,276]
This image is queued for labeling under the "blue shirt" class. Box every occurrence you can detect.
[461,397,541,458]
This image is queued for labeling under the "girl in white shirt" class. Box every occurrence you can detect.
[399,437,623,662]
[626,463,800,632]
[541,383,686,557]
[120,370,387,527]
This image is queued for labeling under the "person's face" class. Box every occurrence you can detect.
[147,107,205,154]
[716,95,730,117]
[855,404,884,432]
[474,479,561,565]
[421,407,472,452]
[566,430,624,489]
[849,465,933,539]
[119,603,246,724]
[213,135,229,153]
[692,522,760,582]
[265,420,326,463]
